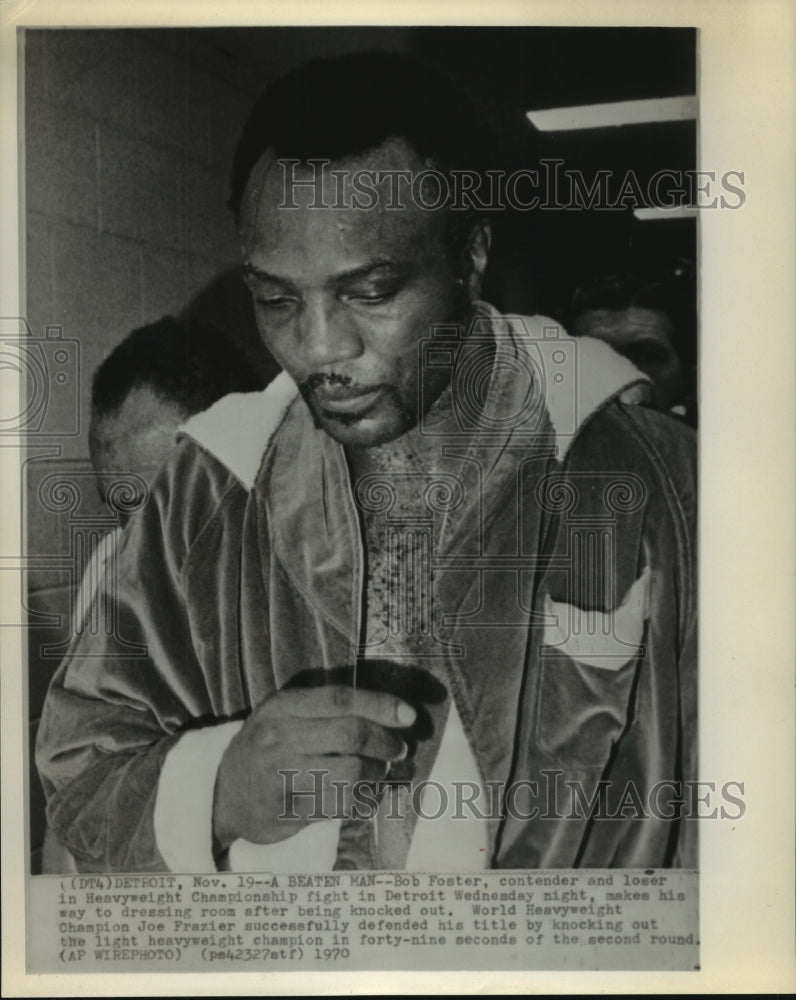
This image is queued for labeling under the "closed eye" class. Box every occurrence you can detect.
[343,283,402,305]
[255,296,297,309]
[347,293,391,304]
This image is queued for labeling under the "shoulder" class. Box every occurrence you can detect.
[568,399,695,475]
[491,307,654,460]
[130,436,248,570]
[566,401,696,532]
[595,403,696,488]
[178,374,298,490]
[135,374,299,561]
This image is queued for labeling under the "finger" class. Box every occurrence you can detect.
[299,716,408,762]
[278,684,416,728]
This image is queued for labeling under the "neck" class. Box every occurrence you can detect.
[345,383,458,480]
[346,304,496,480]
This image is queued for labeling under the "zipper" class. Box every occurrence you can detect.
[336,440,380,867]
[336,442,366,688]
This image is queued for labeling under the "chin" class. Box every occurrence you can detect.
[306,391,417,448]
[315,412,414,449]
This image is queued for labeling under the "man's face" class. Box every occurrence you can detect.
[91,386,187,524]
[572,306,686,412]
[238,139,486,448]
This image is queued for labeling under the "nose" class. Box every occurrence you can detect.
[300,296,364,368]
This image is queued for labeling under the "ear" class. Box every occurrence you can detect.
[462,219,491,301]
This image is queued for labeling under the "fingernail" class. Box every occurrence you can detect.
[397,703,416,726]
[397,740,408,761]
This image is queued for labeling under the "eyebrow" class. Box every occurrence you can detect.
[242,259,402,286]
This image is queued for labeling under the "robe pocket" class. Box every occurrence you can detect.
[534,569,650,769]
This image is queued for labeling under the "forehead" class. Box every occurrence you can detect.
[238,138,449,271]
[574,307,675,346]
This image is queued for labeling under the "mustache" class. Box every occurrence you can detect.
[299,372,363,393]
[297,373,415,427]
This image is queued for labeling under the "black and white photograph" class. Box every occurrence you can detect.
[1,1,793,995]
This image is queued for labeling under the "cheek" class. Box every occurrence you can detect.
[371,279,461,365]
[366,316,428,392]
[252,314,302,373]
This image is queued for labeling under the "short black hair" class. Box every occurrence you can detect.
[567,261,697,371]
[90,315,265,430]
[229,51,494,228]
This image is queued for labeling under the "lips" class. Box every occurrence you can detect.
[314,386,383,414]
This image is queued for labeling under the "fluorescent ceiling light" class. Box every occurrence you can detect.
[633,206,699,221]
[526,96,697,131]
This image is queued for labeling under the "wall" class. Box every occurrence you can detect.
[23,28,266,870]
